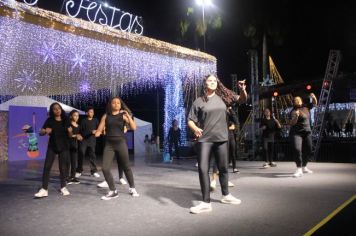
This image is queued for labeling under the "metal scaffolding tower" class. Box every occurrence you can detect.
[249,50,260,160]
[311,50,341,161]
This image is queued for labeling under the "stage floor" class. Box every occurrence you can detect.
[0,156,355,236]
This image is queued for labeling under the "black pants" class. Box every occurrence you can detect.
[102,137,134,191]
[42,147,69,190]
[290,132,312,168]
[262,136,275,163]
[116,157,124,179]
[168,141,180,158]
[77,142,98,174]
[67,148,78,178]
[228,131,237,169]
[197,141,229,203]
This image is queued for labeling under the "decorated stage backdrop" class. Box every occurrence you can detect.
[0,1,217,157]
[8,106,48,161]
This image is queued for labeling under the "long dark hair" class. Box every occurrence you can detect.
[49,102,67,121]
[201,74,237,106]
[106,97,133,117]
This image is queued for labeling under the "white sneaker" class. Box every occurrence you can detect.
[293,168,303,178]
[210,180,217,191]
[92,172,100,178]
[263,163,270,168]
[129,188,139,197]
[75,172,81,178]
[97,181,109,188]
[221,194,241,204]
[101,190,118,200]
[302,167,313,174]
[190,201,212,214]
[119,178,127,185]
[34,188,48,198]
[60,187,70,196]
[228,181,235,187]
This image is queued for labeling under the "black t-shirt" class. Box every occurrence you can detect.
[188,94,228,142]
[69,124,80,150]
[168,127,181,143]
[105,113,125,138]
[42,118,70,152]
[261,118,278,138]
[80,118,98,146]
[290,106,312,134]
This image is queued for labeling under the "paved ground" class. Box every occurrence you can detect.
[0,156,355,236]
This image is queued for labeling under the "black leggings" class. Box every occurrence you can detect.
[42,148,69,189]
[116,158,124,179]
[67,148,78,178]
[262,137,275,163]
[169,141,180,158]
[102,137,134,191]
[197,141,229,203]
[290,132,312,168]
[77,142,98,174]
[228,131,237,169]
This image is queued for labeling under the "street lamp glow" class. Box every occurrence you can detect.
[195,0,213,6]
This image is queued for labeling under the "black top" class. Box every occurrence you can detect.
[80,118,98,146]
[105,113,125,138]
[168,127,181,143]
[69,124,80,150]
[261,118,278,138]
[188,94,228,142]
[42,118,70,152]
[227,108,239,128]
[290,106,312,134]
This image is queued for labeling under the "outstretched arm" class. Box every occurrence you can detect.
[95,114,107,137]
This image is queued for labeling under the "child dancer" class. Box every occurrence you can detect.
[34,103,71,198]
[67,110,82,184]
[95,97,139,200]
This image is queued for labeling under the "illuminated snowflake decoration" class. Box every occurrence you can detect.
[36,42,60,64]
[70,53,88,75]
[14,70,41,92]
[79,81,91,92]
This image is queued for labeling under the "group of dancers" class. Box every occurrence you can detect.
[34,97,139,200]
[187,74,317,214]
[33,74,318,214]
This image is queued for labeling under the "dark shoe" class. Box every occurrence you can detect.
[68,178,80,185]
[270,162,277,167]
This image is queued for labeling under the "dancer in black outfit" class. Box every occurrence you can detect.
[76,107,100,178]
[188,74,247,214]
[260,108,281,168]
[168,119,181,161]
[34,103,71,198]
[97,125,129,188]
[289,93,317,177]
[95,97,139,200]
[227,106,239,173]
[67,110,82,184]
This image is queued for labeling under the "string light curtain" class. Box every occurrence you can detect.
[0,2,216,99]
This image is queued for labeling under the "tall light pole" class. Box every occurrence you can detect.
[195,0,213,52]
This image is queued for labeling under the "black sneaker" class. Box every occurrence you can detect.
[101,190,118,200]
[270,162,277,167]
[68,178,80,185]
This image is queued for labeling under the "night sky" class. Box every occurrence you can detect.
[34,0,356,134]
[41,0,356,84]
